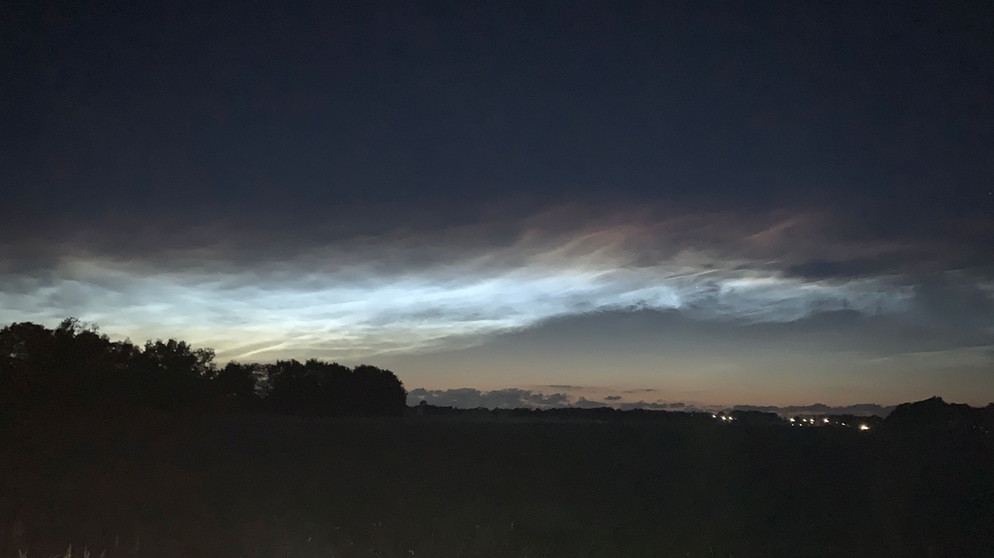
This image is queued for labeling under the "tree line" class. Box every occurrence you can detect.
[0,319,407,421]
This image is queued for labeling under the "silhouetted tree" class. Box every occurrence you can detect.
[213,362,264,411]
[0,319,137,418]
[0,321,55,419]
[350,364,407,416]
[264,359,315,414]
[50,318,133,407]
[132,339,216,410]
[262,360,406,417]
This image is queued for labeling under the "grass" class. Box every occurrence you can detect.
[17,545,104,558]
[2,412,992,557]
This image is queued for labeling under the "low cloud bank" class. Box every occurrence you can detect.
[408,388,572,409]
[408,387,894,416]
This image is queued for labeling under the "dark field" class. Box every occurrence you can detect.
[1,414,992,558]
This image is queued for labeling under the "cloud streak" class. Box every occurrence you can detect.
[0,205,989,364]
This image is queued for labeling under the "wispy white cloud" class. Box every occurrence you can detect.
[0,206,981,363]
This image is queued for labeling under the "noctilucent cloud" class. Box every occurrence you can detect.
[2,2,993,407]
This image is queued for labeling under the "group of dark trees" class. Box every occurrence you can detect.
[4,319,991,434]
[0,319,407,421]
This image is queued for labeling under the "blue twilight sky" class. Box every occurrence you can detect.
[2,1,993,407]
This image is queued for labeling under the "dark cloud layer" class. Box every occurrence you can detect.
[4,1,993,223]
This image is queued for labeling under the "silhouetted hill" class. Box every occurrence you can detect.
[885,396,994,434]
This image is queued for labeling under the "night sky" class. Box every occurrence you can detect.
[2,1,993,408]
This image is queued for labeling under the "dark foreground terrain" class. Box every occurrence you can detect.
[1,413,992,558]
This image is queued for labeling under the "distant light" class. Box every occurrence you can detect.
[712,414,717,419]
[789,417,795,422]
[859,424,870,431]
[823,418,830,424]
